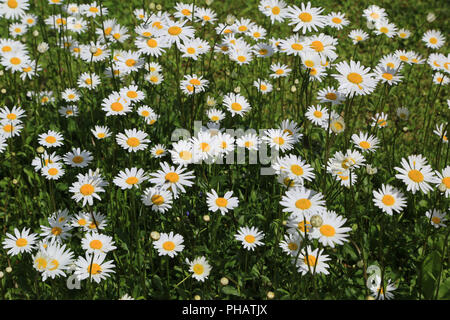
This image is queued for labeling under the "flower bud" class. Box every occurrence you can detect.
[5,267,12,273]
[267,291,275,299]
[32,30,39,37]
[220,277,229,286]
[226,15,236,25]
[89,46,98,54]
[194,295,201,300]
[203,215,210,222]
[426,12,436,23]
[156,4,162,10]
[37,42,49,53]
[150,231,160,241]
[438,183,447,193]
[36,146,45,153]
[310,215,323,228]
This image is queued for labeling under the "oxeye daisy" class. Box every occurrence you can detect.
[83,211,108,232]
[190,130,218,162]
[259,0,289,24]
[332,60,378,96]
[371,112,389,128]
[372,184,407,216]
[163,20,195,47]
[394,155,439,194]
[280,187,326,217]
[81,232,116,254]
[278,119,302,143]
[142,187,173,213]
[120,85,145,103]
[397,29,411,39]
[374,19,397,38]
[273,154,315,184]
[363,5,387,23]
[69,169,109,207]
[39,241,74,281]
[38,130,64,148]
[63,148,93,168]
[270,62,291,78]
[396,107,410,121]
[91,125,111,140]
[116,50,144,74]
[80,1,107,18]
[311,210,351,248]
[207,108,225,123]
[294,245,330,275]
[41,163,65,180]
[151,144,167,158]
[74,252,115,283]
[348,29,369,45]
[116,129,150,153]
[279,35,310,57]
[369,275,397,300]
[351,132,380,153]
[135,36,169,58]
[254,43,275,58]
[234,226,264,251]
[373,65,403,85]
[113,167,147,190]
[196,7,217,25]
[215,132,235,156]
[170,140,194,166]
[1,50,29,72]
[232,17,256,34]
[2,227,38,256]
[253,79,273,94]
[279,233,302,256]
[277,172,302,189]
[286,211,314,238]
[425,209,447,228]
[71,212,90,229]
[307,33,338,61]
[422,30,445,49]
[395,50,414,64]
[262,128,295,152]
[101,92,132,116]
[153,232,184,258]
[9,23,27,38]
[174,2,195,21]
[186,256,212,282]
[435,166,450,197]
[206,189,239,215]
[287,2,326,34]
[148,161,195,198]
[145,72,164,85]
[40,218,72,244]
[0,105,25,122]
[317,86,345,105]
[306,105,328,127]
[326,12,349,30]
[329,149,366,173]
[180,74,209,95]
[229,47,253,65]
[433,72,449,85]
[0,0,30,19]
[223,92,251,117]
[58,105,78,118]
[77,72,100,90]
[236,133,261,151]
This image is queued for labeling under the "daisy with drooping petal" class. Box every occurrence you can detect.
[180,74,209,95]
[373,65,403,86]
[425,209,447,228]
[116,129,150,153]
[373,19,397,38]
[371,112,389,128]
[372,184,407,216]
[69,169,109,207]
[77,72,100,90]
[39,241,74,281]
[38,130,64,148]
[287,2,326,34]
[294,245,330,275]
[186,256,212,282]
[91,125,111,140]
[40,218,72,244]
[394,155,439,194]
[311,210,351,248]
[101,92,132,117]
[148,162,195,198]
[82,211,108,232]
[142,187,173,213]
[369,275,397,300]
[153,232,184,258]
[422,30,445,49]
[280,187,326,217]
[278,119,302,143]
[433,123,448,144]
[206,189,239,215]
[58,105,79,118]
[351,132,380,153]
[223,92,251,117]
[348,29,369,45]
[332,60,378,97]
[74,252,115,283]
[113,167,147,190]
[2,227,38,256]
[82,232,116,254]
[317,86,345,105]
[235,226,264,251]
[71,212,90,229]
[253,79,273,95]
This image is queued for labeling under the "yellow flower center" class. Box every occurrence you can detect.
[187,47,196,54]
[244,235,255,243]
[90,240,103,250]
[16,238,28,247]
[310,40,324,52]
[313,110,323,118]
[181,9,191,16]
[408,169,424,183]
[80,184,95,196]
[231,102,242,111]
[382,195,395,206]
[125,59,136,67]
[359,141,371,149]
[273,136,285,145]
[125,177,139,185]
[304,255,316,266]
[320,224,336,237]
[215,197,228,207]
[200,142,210,152]
[47,168,59,176]
[45,136,56,144]
[127,91,138,99]
[298,12,312,22]
[87,263,102,275]
[238,25,248,32]
[431,217,441,224]
[189,78,201,86]
[147,39,157,48]
[10,57,21,65]
[111,102,124,112]
[291,164,303,176]
[295,198,311,210]
[193,264,204,275]
[288,242,298,251]
[332,17,342,24]
[291,43,303,51]
[35,257,47,270]
[51,227,62,236]
[442,177,450,189]
[151,194,165,205]
[168,26,182,36]
[272,6,280,14]
[347,72,363,84]
[382,73,393,80]
[179,151,192,160]
[429,37,438,44]
[380,27,389,34]
[162,241,175,251]
[7,0,18,9]
[72,156,84,164]
[165,172,179,183]
[127,137,140,147]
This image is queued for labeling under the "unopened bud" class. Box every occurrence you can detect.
[438,183,447,193]
[149,3,155,10]
[37,42,49,53]
[426,12,436,23]
[89,46,98,54]
[234,86,240,93]
[194,295,201,300]
[267,291,275,299]
[150,231,160,241]
[36,146,45,153]
[220,277,229,286]
[155,4,162,10]
[290,85,297,93]
[310,215,323,228]
[203,215,210,222]
[5,267,12,273]
[33,30,39,37]
[226,15,236,25]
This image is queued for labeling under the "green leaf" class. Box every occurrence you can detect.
[421,250,442,299]
[437,277,450,300]
[222,286,240,296]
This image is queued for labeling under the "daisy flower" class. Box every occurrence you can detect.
[279,232,302,256]
[253,79,273,94]
[317,86,345,105]
[101,92,132,117]
[206,189,239,215]
[116,129,150,153]
[148,162,195,198]
[120,85,145,103]
[83,211,108,232]
[186,256,212,282]
[234,226,265,251]
[311,211,351,248]
[69,169,109,207]
[278,119,302,143]
[71,212,90,229]
[63,148,93,168]
[41,163,65,180]
[91,125,111,140]
[371,112,389,128]
[0,0,29,19]
[394,155,439,194]
[396,107,410,121]
[0,105,25,122]
[174,2,195,21]
[1,50,29,73]
[306,105,328,127]
[326,12,349,30]
[363,5,387,23]
[433,72,449,85]
[287,2,326,34]
[348,29,369,45]
[395,50,414,64]
[286,211,314,237]
[270,63,291,78]
[207,108,225,123]
[425,209,447,228]
[151,144,167,158]
[196,7,217,26]
[81,232,116,254]
[180,74,209,95]
[39,241,74,281]
[373,184,407,216]
[190,130,218,162]
[74,252,115,283]
[162,20,195,47]
[332,60,378,96]
[373,65,403,85]
[422,30,445,49]
[397,29,411,39]
[2,227,38,256]
[61,88,80,103]
[294,245,330,275]
[351,132,380,153]
[170,140,194,166]
[306,33,338,61]
[135,36,169,58]
[262,128,295,152]
[142,187,173,213]
[259,0,289,24]
[145,72,164,85]
[373,19,397,38]
[113,167,147,190]
[40,218,72,243]
[223,92,251,117]
[435,166,450,197]
[279,35,310,57]
[236,133,261,151]
[280,187,326,217]
[77,72,101,90]
[58,105,78,118]
[153,232,184,258]
[38,130,64,148]
[369,275,397,300]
